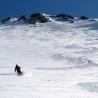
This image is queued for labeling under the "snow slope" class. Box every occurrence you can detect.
[0,19,98,98]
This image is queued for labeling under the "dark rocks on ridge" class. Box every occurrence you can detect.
[79,16,89,20]
[30,13,49,23]
[55,14,74,23]
[1,17,12,24]
[18,13,49,24]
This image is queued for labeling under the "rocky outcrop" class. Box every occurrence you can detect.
[79,16,89,20]
[55,14,74,23]
[17,13,49,24]
[18,15,30,24]
[30,13,49,23]
[1,13,94,25]
[1,17,12,24]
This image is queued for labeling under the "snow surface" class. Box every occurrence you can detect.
[1,20,98,98]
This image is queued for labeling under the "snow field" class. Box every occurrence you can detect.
[0,20,98,98]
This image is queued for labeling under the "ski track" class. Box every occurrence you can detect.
[0,20,98,98]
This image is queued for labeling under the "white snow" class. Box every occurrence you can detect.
[0,19,98,98]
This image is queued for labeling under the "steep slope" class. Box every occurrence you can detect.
[0,19,98,98]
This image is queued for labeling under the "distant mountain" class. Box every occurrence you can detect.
[0,13,93,25]
[1,11,98,98]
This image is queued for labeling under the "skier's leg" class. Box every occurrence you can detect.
[18,70,23,75]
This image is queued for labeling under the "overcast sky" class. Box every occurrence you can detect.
[0,0,97,19]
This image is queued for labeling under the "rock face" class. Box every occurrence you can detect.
[18,15,30,24]
[17,13,49,24]
[30,13,49,23]
[1,13,50,24]
[55,14,74,23]
[79,16,89,20]
[1,13,93,25]
[1,17,12,24]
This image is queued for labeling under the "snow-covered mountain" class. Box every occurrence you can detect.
[0,14,98,98]
[0,13,75,24]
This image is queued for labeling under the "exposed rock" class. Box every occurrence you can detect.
[55,14,74,23]
[17,13,49,24]
[18,15,30,24]
[1,17,12,24]
[0,13,83,24]
[30,13,49,23]
[80,16,89,20]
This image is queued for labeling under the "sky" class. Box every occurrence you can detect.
[0,0,98,19]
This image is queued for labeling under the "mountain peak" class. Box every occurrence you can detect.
[0,12,95,25]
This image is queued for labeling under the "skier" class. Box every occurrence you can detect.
[15,64,23,75]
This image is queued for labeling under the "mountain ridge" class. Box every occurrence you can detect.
[0,12,95,25]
